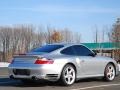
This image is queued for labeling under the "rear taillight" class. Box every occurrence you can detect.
[34,58,54,64]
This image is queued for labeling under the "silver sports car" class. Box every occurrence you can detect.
[8,43,119,86]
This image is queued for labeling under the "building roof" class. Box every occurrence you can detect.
[82,42,120,50]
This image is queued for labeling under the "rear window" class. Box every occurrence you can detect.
[31,45,64,53]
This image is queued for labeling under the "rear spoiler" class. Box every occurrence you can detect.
[13,55,39,58]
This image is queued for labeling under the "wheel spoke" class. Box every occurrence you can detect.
[64,74,68,78]
[109,73,113,78]
[66,68,69,74]
[107,72,111,76]
[69,69,73,74]
[68,77,71,83]
[69,74,73,78]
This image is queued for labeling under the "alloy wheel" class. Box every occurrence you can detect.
[61,64,76,86]
[105,64,115,81]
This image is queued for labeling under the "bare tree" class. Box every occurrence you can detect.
[73,32,81,43]
[61,28,73,43]
[0,26,12,61]
[109,18,120,61]
[0,25,81,62]
[93,25,99,43]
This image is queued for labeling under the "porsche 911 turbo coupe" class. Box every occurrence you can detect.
[8,43,119,86]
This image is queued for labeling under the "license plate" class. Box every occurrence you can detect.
[13,69,30,75]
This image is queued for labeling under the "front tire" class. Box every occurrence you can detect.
[60,64,76,86]
[104,64,115,81]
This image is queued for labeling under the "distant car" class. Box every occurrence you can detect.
[8,44,119,86]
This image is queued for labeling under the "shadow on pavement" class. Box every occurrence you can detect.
[0,77,106,87]
[76,77,104,83]
[0,78,63,87]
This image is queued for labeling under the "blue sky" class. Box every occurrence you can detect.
[0,0,120,42]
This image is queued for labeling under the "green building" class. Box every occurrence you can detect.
[82,42,120,62]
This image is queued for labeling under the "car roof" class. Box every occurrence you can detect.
[47,43,95,54]
[46,43,84,47]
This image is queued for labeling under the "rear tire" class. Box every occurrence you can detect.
[104,64,115,81]
[60,64,76,86]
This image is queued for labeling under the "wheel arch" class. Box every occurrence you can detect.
[60,62,77,78]
[59,62,77,85]
[65,63,77,73]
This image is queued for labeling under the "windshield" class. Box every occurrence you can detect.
[30,45,64,53]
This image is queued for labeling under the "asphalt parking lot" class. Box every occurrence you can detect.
[0,67,120,90]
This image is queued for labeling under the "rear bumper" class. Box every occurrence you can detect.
[8,64,62,81]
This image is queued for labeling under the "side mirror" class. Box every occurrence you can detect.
[89,52,97,57]
[94,52,97,56]
[92,50,97,57]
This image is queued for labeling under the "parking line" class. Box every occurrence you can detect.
[71,83,120,90]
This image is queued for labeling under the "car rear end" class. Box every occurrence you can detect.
[8,55,63,81]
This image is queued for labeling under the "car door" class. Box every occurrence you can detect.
[73,45,102,76]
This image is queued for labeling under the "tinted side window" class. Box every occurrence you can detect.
[61,46,75,55]
[73,45,93,56]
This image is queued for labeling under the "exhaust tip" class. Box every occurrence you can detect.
[9,75,14,79]
[32,76,38,80]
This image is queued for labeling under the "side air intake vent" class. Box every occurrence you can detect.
[46,74,58,78]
